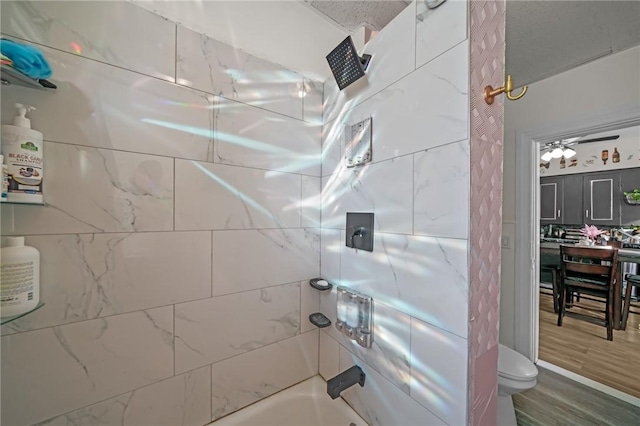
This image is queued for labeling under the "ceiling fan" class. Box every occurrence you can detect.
[540,134,620,162]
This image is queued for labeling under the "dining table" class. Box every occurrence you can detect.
[540,241,640,330]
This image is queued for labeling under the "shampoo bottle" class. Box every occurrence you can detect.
[1,104,44,203]
[1,154,8,202]
[1,237,40,318]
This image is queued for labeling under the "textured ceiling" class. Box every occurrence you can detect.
[506,0,640,86]
[302,0,412,31]
[304,0,640,86]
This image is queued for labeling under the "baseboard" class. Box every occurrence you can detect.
[537,360,640,408]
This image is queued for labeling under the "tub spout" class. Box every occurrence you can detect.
[327,365,366,399]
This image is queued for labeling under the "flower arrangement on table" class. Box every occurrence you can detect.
[579,224,604,246]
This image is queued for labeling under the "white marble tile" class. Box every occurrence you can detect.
[301,176,321,227]
[411,317,468,426]
[323,2,417,123]
[174,160,301,230]
[0,307,174,426]
[1,143,173,235]
[212,229,319,296]
[0,42,213,161]
[1,232,211,336]
[416,0,468,68]
[321,155,414,234]
[339,346,445,426]
[414,140,470,239]
[211,330,318,420]
[320,228,341,285]
[301,280,320,333]
[319,330,340,381]
[213,97,321,175]
[319,289,411,392]
[321,115,344,177]
[331,41,469,165]
[340,232,469,338]
[174,283,300,374]
[303,79,324,125]
[176,26,303,119]
[38,366,211,426]
[0,1,176,80]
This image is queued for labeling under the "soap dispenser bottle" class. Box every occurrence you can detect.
[1,104,44,204]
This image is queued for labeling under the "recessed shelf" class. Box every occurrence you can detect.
[1,64,56,90]
[1,302,45,325]
[1,201,46,206]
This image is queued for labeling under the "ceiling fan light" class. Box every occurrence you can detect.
[563,148,576,158]
[541,151,553,162]
[551,147,564,158]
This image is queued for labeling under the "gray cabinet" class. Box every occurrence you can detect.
[563,174,584,225]
[583,171,621,226]
[540,169,640,226]
[621,168,640,225]
[540,176,563,224]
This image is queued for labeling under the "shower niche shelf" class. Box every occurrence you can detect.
[1,64,56,90]
[1,302,45,325]
[1,201,46,206]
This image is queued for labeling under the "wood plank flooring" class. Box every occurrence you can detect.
[538,291,640,398]
[513,367,640,426]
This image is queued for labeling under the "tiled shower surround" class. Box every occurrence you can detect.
[1,1,503,425]
[0,1,321,425]
[318,1,503,425]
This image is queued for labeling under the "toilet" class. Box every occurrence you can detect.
[497,344,538,426]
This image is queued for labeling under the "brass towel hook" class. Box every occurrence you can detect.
[484,75,528,105]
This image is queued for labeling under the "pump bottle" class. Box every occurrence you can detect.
[1,104,44,204]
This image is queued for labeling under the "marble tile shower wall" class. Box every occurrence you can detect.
[319,1,470,426]
[0,2,321,425]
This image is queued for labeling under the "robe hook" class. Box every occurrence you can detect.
[484,75,528,105]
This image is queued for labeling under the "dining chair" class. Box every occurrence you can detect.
[557,245,619,341]
[622,274,640,330]
[540,253,561,313]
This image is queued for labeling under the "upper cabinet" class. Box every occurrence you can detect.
[563,174,584,225]
[540,176,564,225]
[583,171,621,226]
[541,169,640,226]
[621,168,640,225]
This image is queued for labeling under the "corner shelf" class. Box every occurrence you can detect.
[1,302,45,325]
[1,64,55,90]
[1,201,45,206]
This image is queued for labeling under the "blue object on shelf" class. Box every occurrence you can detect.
[1,38,52,79]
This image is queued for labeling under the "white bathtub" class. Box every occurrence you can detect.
[209,375,368,426]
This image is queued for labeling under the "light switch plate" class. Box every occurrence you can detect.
[344,117,372,168]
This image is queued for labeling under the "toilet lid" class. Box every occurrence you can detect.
[498,344,538,382]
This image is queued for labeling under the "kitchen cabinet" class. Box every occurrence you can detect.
[540,176,563,225]
[563,174,584,225]
[621,168,640,225]
[583,171,621,226]
[540,169,639,226]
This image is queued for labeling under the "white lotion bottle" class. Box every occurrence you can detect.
[1,104,44,203]
[1,237,40,317]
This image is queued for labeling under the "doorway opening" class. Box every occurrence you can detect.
[512,107,640,406]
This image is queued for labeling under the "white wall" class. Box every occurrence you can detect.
[131,0,352,81]
[318,1,472,425]
[541,125,640,177]
[500,45,640,347]
[0,1,321,424]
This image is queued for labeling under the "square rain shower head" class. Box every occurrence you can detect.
[326,36,371,91]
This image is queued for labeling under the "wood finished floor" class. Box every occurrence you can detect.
[538,291,640,398]
[513,367,640,426]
